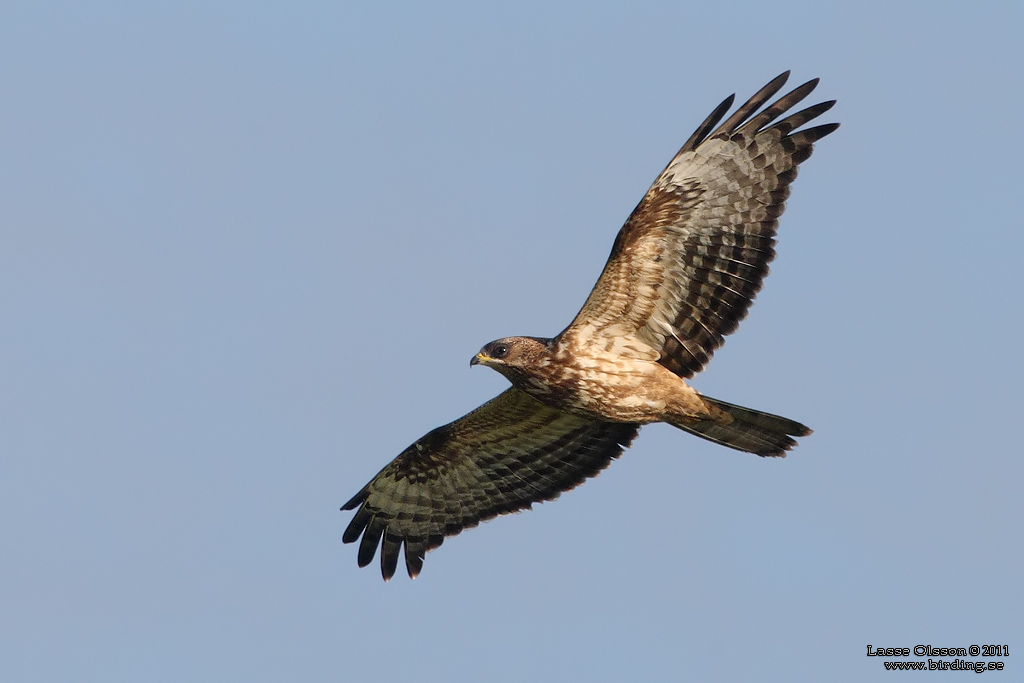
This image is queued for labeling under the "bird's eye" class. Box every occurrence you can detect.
[491,343,509,359]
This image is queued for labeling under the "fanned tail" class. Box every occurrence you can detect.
[669,396,811,457]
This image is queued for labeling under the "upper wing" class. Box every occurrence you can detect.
[341,388,639,580]
[559,72,839,378]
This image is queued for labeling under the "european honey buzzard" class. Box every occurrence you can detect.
[342,72,838,580]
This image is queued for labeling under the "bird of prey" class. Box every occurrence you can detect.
[342,72,838,580]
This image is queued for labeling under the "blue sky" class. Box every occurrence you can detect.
[2,2,1022,681]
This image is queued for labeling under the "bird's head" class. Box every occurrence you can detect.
[470,337,550,382]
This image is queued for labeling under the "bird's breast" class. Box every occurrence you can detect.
[520,350,675,424]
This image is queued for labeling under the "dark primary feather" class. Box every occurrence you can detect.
[342,389,638,580]
[560,71,839,378]
[705,71,793,143]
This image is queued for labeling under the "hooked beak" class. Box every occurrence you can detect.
[470,352,490,367]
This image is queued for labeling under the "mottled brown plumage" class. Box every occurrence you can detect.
[342,72,838,580]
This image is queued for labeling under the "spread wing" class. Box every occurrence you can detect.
[560,72,839,378]
[341,388,639,580]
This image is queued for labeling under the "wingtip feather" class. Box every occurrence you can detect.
[678,93,735,154]
[708,71,793,140]
[342,506,370,544]
[340,489,367,511]
[380,533,401,581]
[357,518,385,567]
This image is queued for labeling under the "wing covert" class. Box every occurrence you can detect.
[560,72,838,378]
[341,388,639,580]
